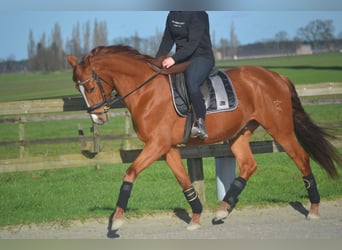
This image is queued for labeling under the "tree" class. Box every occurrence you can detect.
[27,30,35,60]
[3,55,16,72]
[296,19,335,51]
[35,32,48,71]
[211,30,218,60]
[230,22,239,59]
[83,20,91,53]
[133,32,141,51]
[93,19,108,48]
[275,31,289,42]
[147,28,163,56]
[27,31,48,71]
[50,23,64,70]
[220,38,229,60]
[27,30,36,70]
[71,22,82,58]
[338,31,342,39]
[274,31,289,53]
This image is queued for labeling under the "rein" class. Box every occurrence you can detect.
[78,67,164,114]
[109,68,164,105]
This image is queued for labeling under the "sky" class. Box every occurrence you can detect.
[1,1,342,60]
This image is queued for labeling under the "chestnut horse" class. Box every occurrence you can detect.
[67,45,341,231]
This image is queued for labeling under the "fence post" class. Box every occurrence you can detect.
[91,123,101,170]
[78,123,87,151]
[124,111,131,150]
[18,116,26,158]
[91,123,100,153]
[187,158,206,204]
[215,156,236,200]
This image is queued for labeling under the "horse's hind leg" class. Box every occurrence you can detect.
[165,147,203,230]
[270,132,320,219]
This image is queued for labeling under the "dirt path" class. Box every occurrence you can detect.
[1,199,341,239]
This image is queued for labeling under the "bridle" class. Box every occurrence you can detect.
[77,70,112,114]
[77,68,164,115]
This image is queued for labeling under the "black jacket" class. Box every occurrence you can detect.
[156,11,214,63]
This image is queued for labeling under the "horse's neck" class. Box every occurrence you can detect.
[108,58,167,110]
[101,57,146,94]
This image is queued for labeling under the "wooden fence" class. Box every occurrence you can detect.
[0,86,341,172]
[0,82,341,116]
[0,111,128,156]
[2,95,340,172]
[120,140,284,202]
[1,83,342,201]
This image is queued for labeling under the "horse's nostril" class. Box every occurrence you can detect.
[97,118,104,125]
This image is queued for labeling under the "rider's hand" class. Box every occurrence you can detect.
[162,57,175,69]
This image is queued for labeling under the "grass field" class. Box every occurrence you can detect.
[0,152,341,226]
[0,52,341,226]
[217,53,342,84]
[1,52,340,160]
[0,106,341,226]
[0,104,341,160]
[0,72,76,102]
[0,53,341,102]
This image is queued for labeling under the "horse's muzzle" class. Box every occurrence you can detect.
[90,110,110,125]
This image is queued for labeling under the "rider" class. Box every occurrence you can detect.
[156,11,215,139]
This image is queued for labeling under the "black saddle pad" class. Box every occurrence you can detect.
[169,70,238,117]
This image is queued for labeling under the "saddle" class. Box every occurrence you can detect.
[169,68,237,117]
[148,58,238,143]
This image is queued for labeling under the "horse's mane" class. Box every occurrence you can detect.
[83,45,154,63]
[81,44,189,74]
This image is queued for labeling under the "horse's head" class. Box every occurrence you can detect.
[67,54,113,125]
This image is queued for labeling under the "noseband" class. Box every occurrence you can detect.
[77,68,163,115]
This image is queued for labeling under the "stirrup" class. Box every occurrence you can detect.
[190,118,208,139]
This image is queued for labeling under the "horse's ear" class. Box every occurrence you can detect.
[67,55,78,68]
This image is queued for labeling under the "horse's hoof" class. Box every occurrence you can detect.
[307,212,320,220]
[186,222,201,231]
[214,210,229,221]
[112,218,125,230]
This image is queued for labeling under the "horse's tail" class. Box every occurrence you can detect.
[288,79,341,179]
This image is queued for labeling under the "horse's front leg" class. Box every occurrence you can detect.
[111,142,169,230]
[165,147,202,230]
[214,132,257,222]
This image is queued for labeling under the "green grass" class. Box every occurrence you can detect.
[305,104,342,126]
[0,53,341,226]
[217,53,342,84]
[0,104,340,160]
[0,71,76,102]
[0,105,341,226]
[0,153,341,226]
[218,53,342,68]
[0,113,134,159]
[0,53,341,103]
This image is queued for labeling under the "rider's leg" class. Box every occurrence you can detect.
[185,57,214,139]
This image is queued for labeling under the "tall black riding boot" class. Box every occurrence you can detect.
[191,118,208,139]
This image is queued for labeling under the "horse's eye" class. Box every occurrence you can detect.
[88,87,95,93]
